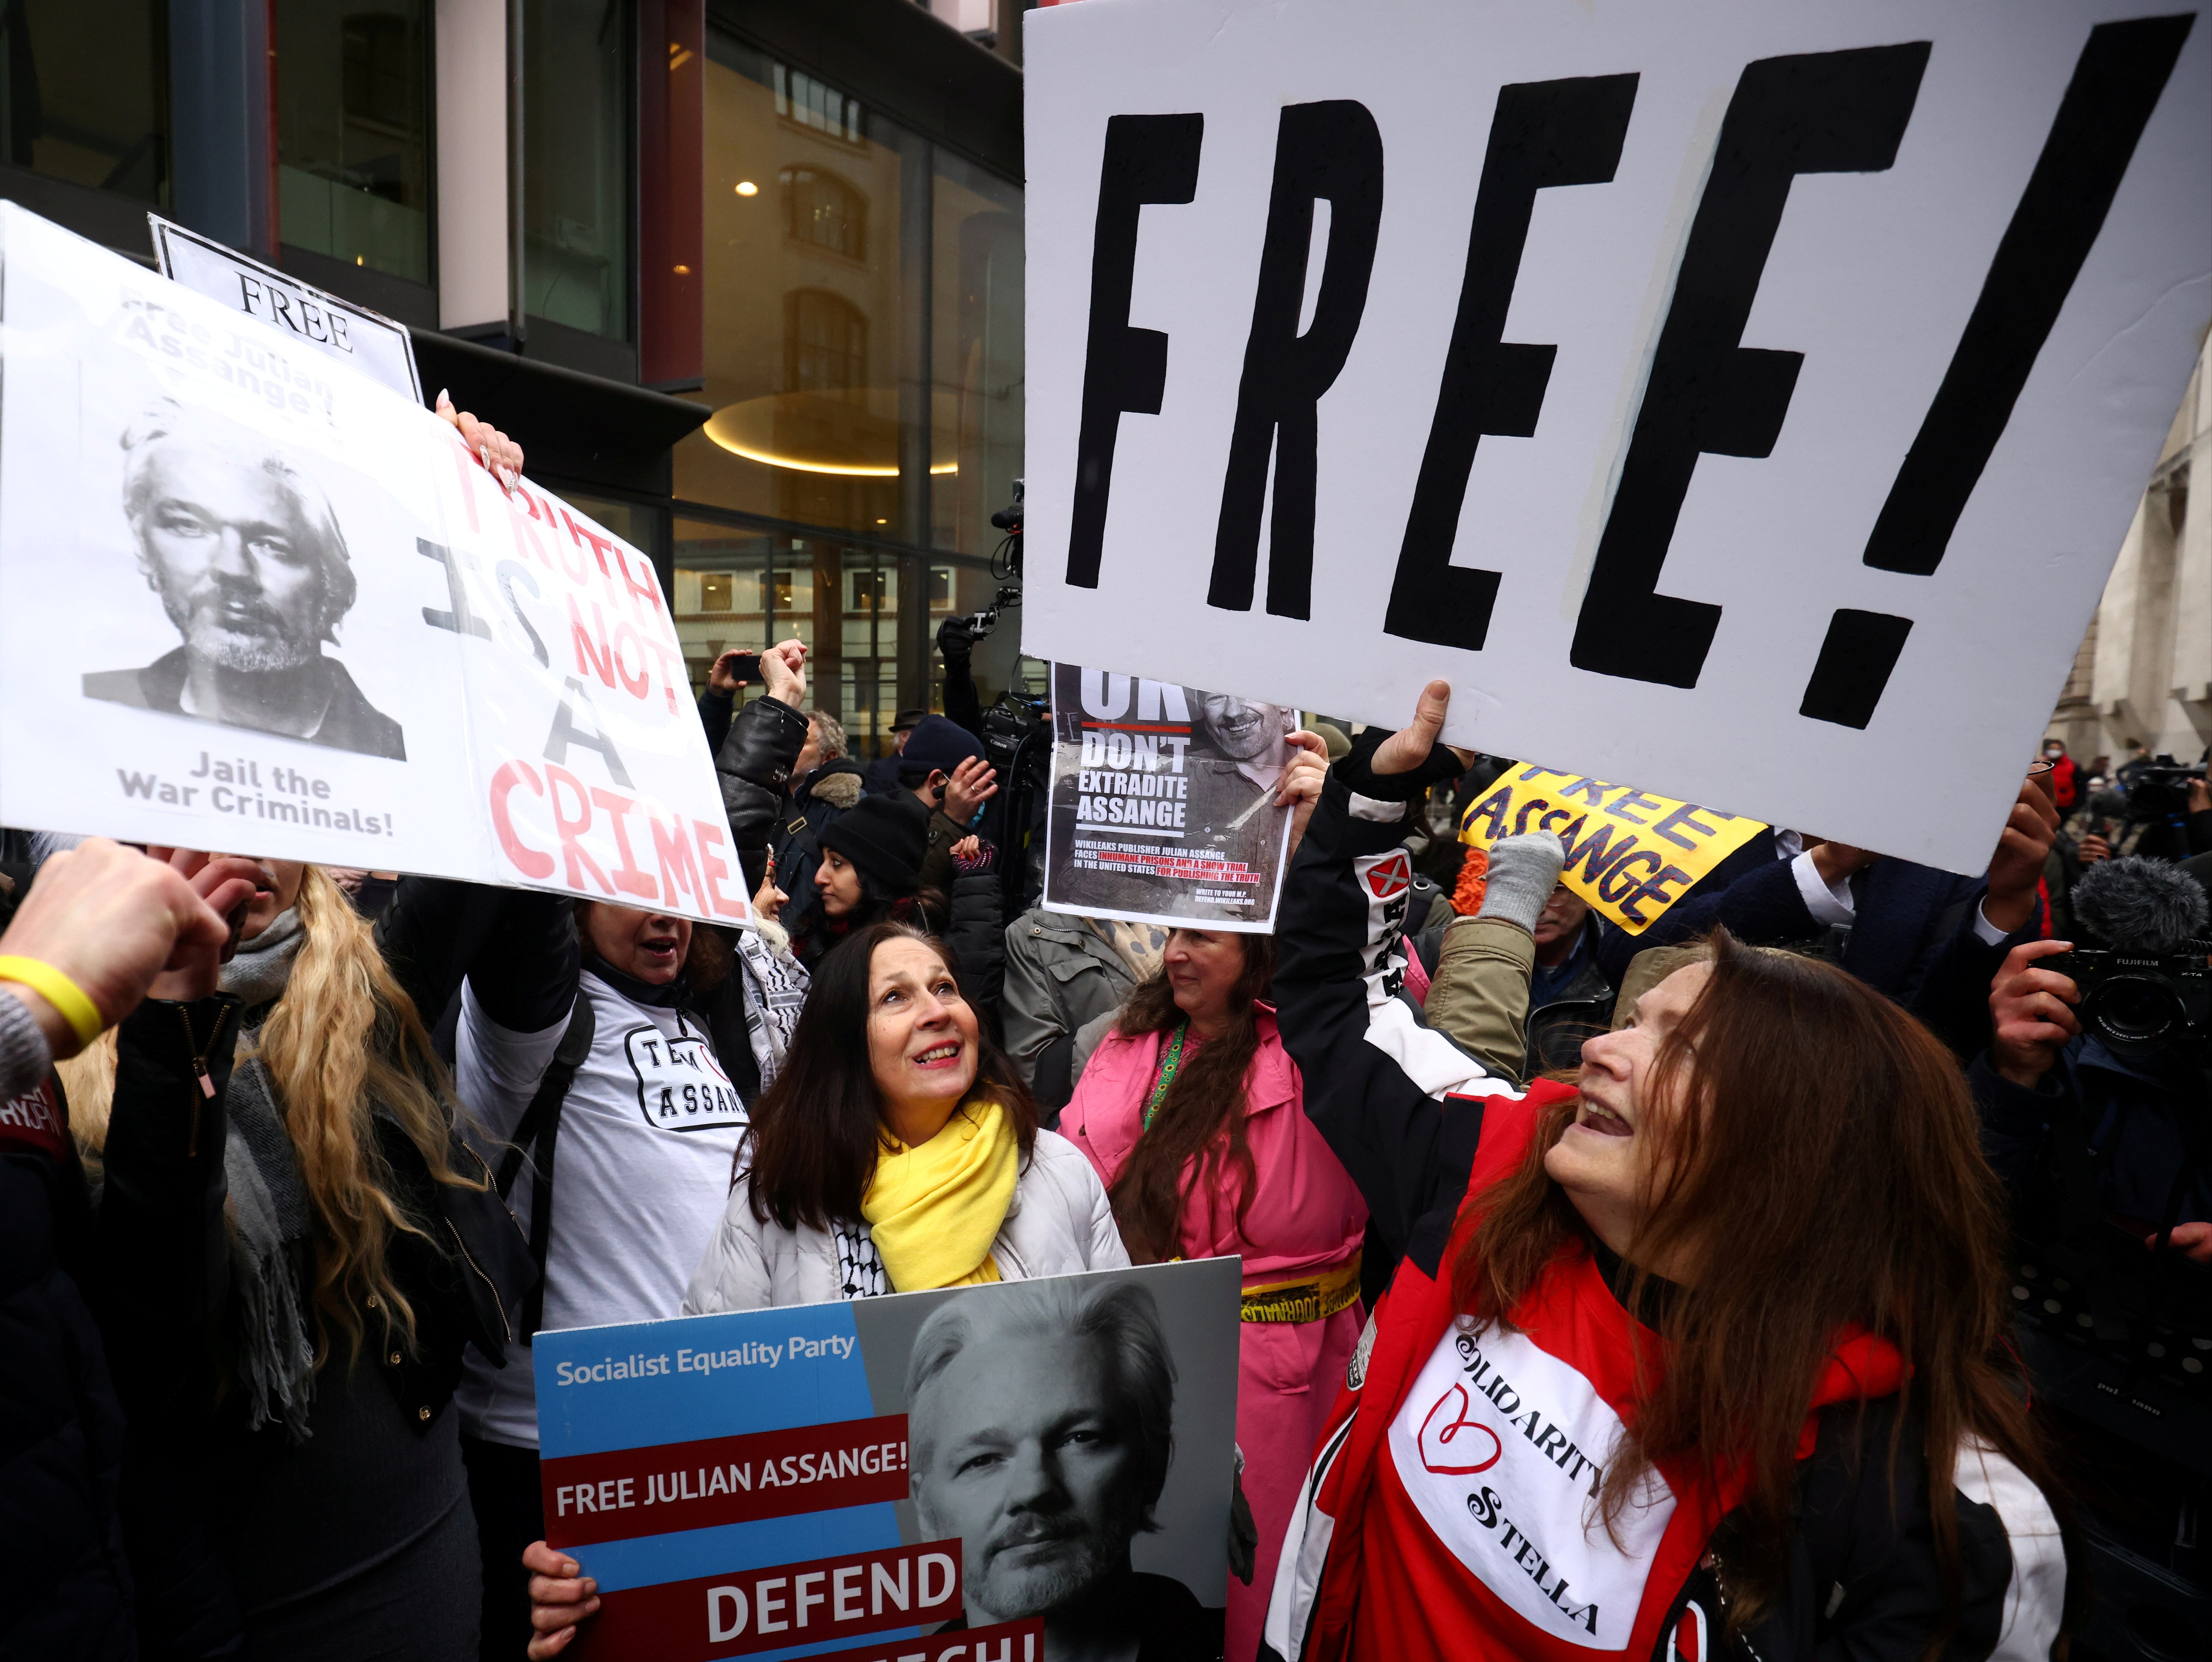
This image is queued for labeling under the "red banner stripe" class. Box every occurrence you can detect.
[543,1415,909,1547]
[571,1540,964,1662]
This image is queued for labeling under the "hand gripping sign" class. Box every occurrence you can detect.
[0,203,744,925]
[1457,767,1768,934]
[1018,0,2210,877]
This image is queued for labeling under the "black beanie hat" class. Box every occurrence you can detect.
[818,792,930,895]
[897,714,985,782]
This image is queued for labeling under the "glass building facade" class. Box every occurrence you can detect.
[0,0,169,205]
[276,0,433,280]
[1,0,1025,757]
[664,29,1029,755]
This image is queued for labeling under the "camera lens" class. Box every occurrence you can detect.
[2082,973,2184,1047]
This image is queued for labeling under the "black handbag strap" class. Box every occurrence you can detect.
[494,989,596,1338]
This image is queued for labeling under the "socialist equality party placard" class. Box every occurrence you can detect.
[1018,0,2211,877]
[1041,663,1296,931]
[0,204,747,925]
[533,1260,1240,1662]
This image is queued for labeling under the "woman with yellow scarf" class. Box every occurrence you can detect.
[684,919,1129,1305]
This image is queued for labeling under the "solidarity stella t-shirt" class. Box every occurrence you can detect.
[455,968,747,1448]
[1356,1316,1679,1659]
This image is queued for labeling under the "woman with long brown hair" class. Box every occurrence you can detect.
[1066,926,1367,1662]
[1258,683,2071,1662]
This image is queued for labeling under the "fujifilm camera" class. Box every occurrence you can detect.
[2049,942,2212,1056]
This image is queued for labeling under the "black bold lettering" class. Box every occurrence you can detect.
[1067,113,1205,589]
[1571,44,1929,687]
[1209,100,1384,620]
[1385,74,1638,650]
[1803,16,2194,728]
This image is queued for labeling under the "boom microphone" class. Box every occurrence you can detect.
[2084,787,2129,823]
[2073,856,2210,952]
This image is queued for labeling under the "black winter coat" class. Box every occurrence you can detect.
[90,891,541,1661]
[713,694,810,894]
[768,759,865,940]
[1,1075,142,1662]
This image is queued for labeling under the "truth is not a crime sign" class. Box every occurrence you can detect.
[0,204,746,924]
[1018,0,2210,875]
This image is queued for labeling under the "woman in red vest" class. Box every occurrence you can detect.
[1258,682,2073,1662]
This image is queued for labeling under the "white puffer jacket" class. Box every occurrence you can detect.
[683,1129,1130,1312]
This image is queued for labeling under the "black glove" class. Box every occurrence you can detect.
[1335,724,1465,805]
[936,616,974,666]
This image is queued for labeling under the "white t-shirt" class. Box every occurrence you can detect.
[455,969,748,1448]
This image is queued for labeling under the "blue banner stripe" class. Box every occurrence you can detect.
[535,1303,871,1457]
[570,1501,904,1594]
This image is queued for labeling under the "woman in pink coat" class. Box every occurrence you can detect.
[1066,927,1367,1662]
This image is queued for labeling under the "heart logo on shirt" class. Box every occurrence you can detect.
[1417,1383,1502,1474]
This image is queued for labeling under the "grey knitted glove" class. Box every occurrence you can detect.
[0,986,54,1099]
[1477,831,1567,935]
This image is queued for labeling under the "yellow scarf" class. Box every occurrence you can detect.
[861,1099,1017,1292]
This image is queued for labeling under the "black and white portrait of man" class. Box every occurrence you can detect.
[1179,692,1293,884]
[81,399,406,759]
[906,1278,1216,1662]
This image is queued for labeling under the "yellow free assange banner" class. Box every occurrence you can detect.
[1458,767,1767,935]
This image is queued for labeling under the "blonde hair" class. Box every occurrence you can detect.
[64,866,482,1368]
[259,866,480,1366]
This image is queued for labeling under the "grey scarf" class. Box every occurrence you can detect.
[224,1057,318,1441]
[222,906,304,1010]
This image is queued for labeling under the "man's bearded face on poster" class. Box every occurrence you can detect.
[911,1329,1153,1619]
[128,437,347,675]
[1198,694,1286,763]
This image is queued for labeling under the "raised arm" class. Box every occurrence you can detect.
[715,638,810,889]
[1272,684,1519,1278]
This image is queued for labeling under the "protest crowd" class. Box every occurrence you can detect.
[5,393,2212,1662]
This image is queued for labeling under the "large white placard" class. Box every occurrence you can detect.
[0,204,748,925]
[1019,0,2210,875]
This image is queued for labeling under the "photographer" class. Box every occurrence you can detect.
[1975,856,2211,1262]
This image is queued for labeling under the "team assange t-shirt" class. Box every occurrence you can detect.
[455,970,746,1447]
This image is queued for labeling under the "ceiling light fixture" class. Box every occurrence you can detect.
[735,181,758,196]
[710,437,955,478]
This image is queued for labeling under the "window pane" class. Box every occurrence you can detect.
[672,519,775,696]
[0,0,168,204]
[276,0,430,279]
[525,0,632,339]
[547,487,642,547]
[931,148,1023,559]
[678,35,921,542]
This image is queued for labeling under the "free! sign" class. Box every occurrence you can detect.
[0,204,744,923]
[1019,0,2210,875]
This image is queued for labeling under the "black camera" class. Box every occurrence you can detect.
[2129,756,2209,820]
[2050,943,2212,1056]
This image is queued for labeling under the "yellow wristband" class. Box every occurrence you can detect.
[0,956,105,1048]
